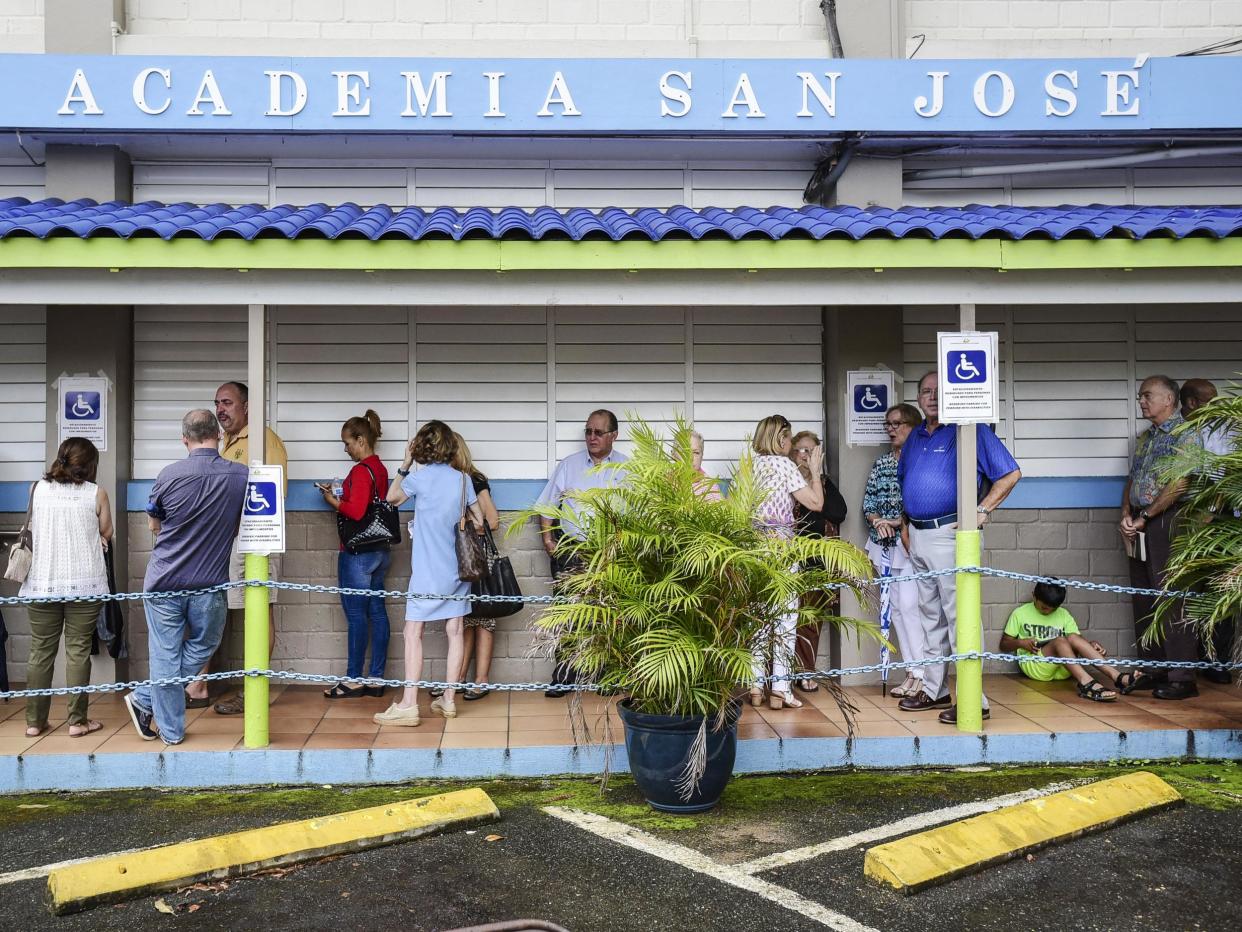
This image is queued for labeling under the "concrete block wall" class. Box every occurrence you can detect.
[0,0,43,52]
[124,510,559,685]
[907,0,1242,57]
[96,504,1145,685]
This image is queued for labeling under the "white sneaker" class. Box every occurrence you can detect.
[430,697,457,719]
[373,703,421,727]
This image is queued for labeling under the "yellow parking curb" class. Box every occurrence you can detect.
[864,772,1182,894]
[47,787,499,915]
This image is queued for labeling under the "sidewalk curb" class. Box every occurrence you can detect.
[863,771,1183,894]
[45,787,499,915]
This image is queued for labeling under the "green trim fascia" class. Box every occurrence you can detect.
[0,236,1238,271]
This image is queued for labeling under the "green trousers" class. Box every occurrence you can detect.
[25,601,99,728]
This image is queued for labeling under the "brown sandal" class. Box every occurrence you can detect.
[25,723,50,738]
[68,720,104,737]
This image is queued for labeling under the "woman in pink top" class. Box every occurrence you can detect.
[749,414,825,710]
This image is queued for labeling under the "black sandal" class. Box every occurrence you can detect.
[462,687,491,701]
[1077,681,1117,703]
[794,678,820,694]
[323,682,367,700]
[1115,671,1158,695]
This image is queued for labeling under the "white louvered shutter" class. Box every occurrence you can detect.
[0,307,46,481]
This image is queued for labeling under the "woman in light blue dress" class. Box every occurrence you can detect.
[374,420,484,727]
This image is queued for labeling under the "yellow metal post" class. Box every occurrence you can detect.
[243,552,270,748]
[954,530,983,732]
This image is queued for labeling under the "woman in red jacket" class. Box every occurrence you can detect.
[318,409,392,698]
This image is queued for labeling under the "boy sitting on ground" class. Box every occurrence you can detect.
[999,582,1121,702]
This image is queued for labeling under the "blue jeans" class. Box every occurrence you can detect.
[339,549,393,679]
[132,590,227,744]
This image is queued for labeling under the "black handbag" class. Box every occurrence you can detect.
[470,525,524,619]
[455,472,486,582]
[336,463,401,554]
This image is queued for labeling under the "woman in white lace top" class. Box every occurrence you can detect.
[20,438,113,738]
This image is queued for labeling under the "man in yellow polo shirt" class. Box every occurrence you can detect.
[186,380,289,715]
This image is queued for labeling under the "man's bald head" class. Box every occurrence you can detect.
[1180,378,1218,416]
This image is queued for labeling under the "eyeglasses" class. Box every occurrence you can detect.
[794,446,815,455]
[918,388,937,397]
[584,428,615,438]
[884,420,905,428]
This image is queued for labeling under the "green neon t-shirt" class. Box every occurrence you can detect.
[1003,602,1080,650]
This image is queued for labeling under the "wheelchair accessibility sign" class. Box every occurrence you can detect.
[937,331,999,423]
[846,370,895,445]
[238,464,286,554]
[57,376,108,450]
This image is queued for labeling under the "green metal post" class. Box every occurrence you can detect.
[243,552,270,749]
[955,530,984,732]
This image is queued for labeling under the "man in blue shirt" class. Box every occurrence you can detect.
[125,409,248,745]
[535,408,628,697]
[897,371,1021,722]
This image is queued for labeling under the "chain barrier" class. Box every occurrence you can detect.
[1,564,1234,702]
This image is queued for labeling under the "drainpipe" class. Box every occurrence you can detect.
[905,144,1242,181]
[820,0,845,58]
[803,137,860,205]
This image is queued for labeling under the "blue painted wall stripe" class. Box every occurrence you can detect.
[0,476,1124,514]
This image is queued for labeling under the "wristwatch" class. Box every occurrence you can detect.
[1139,509,1151,521]
[976,505,992,515]
[396,466,411,477]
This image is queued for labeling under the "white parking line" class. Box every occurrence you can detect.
[543,806,879,932]
[735,780,1076,875]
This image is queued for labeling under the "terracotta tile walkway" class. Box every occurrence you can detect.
[1,674,1238,757]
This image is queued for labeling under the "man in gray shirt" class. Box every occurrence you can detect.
[125,409,248,745]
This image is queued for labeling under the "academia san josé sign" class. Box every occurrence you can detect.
[3,54,1239,134]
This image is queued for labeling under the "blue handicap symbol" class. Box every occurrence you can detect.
[64,391,101,421]
[946,350,987,384]
[244,481,278,516]
[853,384,888,413]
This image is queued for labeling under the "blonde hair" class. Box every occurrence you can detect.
[451,431,487,483]
[752,414,792,456]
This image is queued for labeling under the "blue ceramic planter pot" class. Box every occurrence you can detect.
[617,699,742,814]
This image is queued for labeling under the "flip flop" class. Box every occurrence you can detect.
[68,720,104,738]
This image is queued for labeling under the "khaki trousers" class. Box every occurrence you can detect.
[25,600,98,727]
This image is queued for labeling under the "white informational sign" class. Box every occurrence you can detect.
[846,370,896,445]
[57,375,108,451]
[237,463,286,555]
[937,330,999,424]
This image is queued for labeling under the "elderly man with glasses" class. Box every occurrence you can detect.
[535,408,628,697]
[897,371,1022,724]
[1116,375,1204,700]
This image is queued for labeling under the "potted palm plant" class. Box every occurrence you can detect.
[519,416,875,813]
[1159,383,1242,661]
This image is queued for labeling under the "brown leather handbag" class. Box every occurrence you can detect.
[454,472,486,582]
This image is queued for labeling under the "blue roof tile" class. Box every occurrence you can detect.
[0,198,1239,242]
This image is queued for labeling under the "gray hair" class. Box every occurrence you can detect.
[1141,374,1180,402]
[181,408,221,442]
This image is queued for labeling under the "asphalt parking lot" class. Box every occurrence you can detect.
[1,762,1239,931]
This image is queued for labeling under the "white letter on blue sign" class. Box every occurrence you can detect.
[401,71,452,117]
[265,71,307,117]
[57,69,103,116]
[796,72,841,118]
[484,71,505,118]
[133,67,172,116]
[721,73,764,118]
[1101,70,1140,116]
[659,70,692,117]
[914,71,948,118]
[1044,69,1078,117]
[186,70,232,116]
[333,71,372,117]
[972,70,1014,118]
[538,71,581,117]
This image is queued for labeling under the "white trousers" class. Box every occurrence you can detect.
[754,571,799,692]
[866,538,925,678]
[906,523,988,708]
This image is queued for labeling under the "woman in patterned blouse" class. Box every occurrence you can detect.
[862,403,926,699]
[749,414,826,710]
